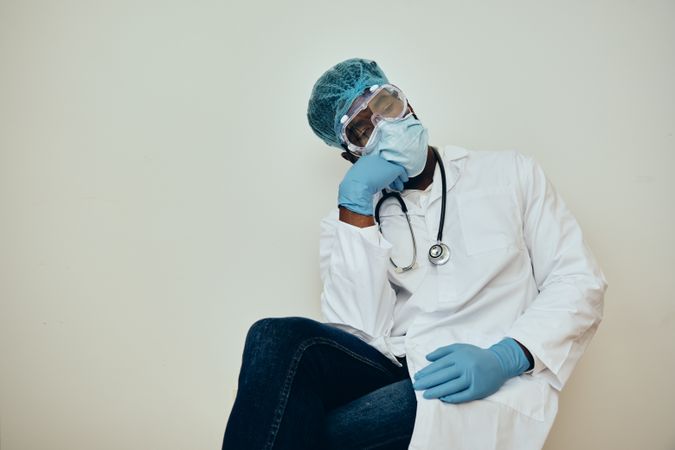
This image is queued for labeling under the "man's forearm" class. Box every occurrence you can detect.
[339,206,375,228]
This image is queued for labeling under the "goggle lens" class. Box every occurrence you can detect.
[343,85,408,150]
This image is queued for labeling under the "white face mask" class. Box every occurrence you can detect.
[365,114,430,177]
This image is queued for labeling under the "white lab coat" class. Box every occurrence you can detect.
[318,145,608,450]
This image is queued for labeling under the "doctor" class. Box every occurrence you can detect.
[222,57,608,450]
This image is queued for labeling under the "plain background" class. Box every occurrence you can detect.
[1,1,673,449]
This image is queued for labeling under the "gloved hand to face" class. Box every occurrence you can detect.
[338,151,409,216]
[411,338,532,404]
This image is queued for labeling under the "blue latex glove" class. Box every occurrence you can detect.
[387,173,407,192]
[338,151,409,216]
[412,338,531,404]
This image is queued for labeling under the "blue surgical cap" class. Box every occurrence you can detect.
[307,58,389,149]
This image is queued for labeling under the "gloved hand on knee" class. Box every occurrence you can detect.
[411,338,532,404]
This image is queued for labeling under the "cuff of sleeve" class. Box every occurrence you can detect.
[355,224,381,244]
[508,332,547,376]
[336,220,390,248]
[524,352,544,374]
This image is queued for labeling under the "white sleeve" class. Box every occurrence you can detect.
[506,152,608,390]
[319,208,403,367]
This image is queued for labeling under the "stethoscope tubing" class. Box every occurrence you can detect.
[374,146,450,270]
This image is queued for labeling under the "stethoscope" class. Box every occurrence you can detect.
[374,146,451,273]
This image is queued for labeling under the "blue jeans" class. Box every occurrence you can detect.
[222,316,417,450]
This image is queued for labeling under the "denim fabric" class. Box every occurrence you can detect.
[222,316,417,450]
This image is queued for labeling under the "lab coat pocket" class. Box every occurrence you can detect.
[483,374,549,422]
[456,186,523,256]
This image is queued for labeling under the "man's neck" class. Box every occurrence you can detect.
[402,146,436,191]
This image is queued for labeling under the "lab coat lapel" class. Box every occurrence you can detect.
[427,145,468,209]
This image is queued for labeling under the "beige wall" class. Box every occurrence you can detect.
[1,1,673,449]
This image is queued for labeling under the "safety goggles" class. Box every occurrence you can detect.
[339,83,411,155]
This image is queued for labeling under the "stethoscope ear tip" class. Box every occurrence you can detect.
[393,262,420,274]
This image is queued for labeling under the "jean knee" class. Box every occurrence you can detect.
[244,317,275,348]
[244,316,322,356]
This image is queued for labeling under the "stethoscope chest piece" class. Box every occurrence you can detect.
[428,242,450,265]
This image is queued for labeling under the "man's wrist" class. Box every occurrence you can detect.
[512,338,534,372]
[488,338,532,378]
[339,206,375,228]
